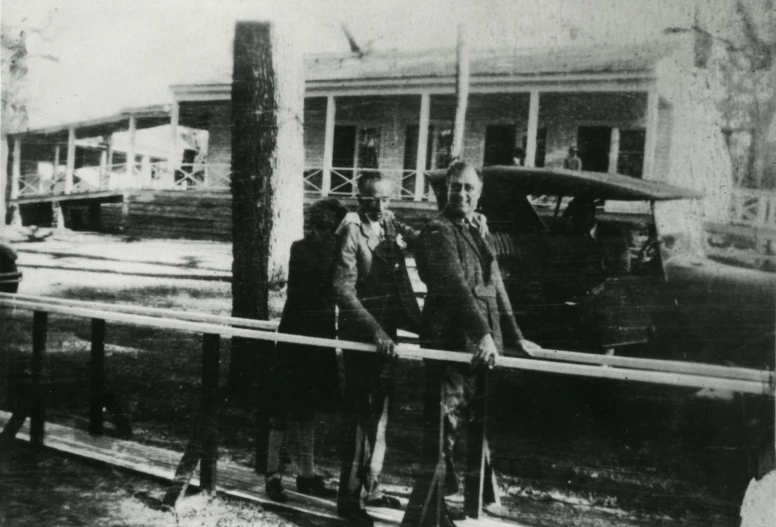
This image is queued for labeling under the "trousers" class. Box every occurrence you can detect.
[337,350,397,511]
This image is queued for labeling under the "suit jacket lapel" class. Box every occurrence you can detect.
[457,221,483,259]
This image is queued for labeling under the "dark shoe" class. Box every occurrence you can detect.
[265,473,288,503]
[296,475,335,498]
[337,507,375,527]
[364,494,403,510]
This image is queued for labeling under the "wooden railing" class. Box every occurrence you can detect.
[305,167,434,201]
[0,292,772,520]
[730,188,776,228]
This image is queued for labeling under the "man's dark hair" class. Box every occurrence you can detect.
[356,171,387,195]
[307,198,348,233]
[445,161,483,183]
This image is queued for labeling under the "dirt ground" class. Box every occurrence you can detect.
[1,229,770,526]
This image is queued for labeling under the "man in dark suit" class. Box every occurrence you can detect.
[333,172,421,526]
[412,161,541,514]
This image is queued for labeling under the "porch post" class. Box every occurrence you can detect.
[168,102,179,186]
[642,87,659,180]
[414,92,431,201]
[127,115,137,185]
[106,135,114,166]
[65,127,76,194]
[525,90,540,168]
[99,150,108,189]
[106,135,115,189]
[9,137,22,226]
[51,144,60,193]
[608,127,620,174]
[321,95,336,196]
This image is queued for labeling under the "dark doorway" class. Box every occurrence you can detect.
[577,126,611,173]
[332,125,357,195]
[484,125,517,166]
[522,129,548,167]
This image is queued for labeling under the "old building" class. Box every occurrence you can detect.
[6,38,744,239]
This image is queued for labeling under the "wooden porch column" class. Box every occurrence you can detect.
[106,136,115,189]
[642,87,659,180]
[99,150,108,188]
[51,144,60,193]
[127,116,137,184]
[106,135,114,166]
[608,127,620,174]
[414,92,431,201]
[168,102,179,185]
[9,137,22,226]
[525,90,540,168]
[321,95,336,196]
[65,127,76,194]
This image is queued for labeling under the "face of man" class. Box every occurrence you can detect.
[358,179,393,222]
[446,166,482,219]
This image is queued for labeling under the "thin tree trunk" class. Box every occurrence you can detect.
[451,23,469,161]
[227,22,304,398]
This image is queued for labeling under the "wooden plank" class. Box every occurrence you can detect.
[3,412,518,527]
[8,293,276,331]
[0,296,772,395]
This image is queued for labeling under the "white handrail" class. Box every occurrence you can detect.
[1,293,772,395]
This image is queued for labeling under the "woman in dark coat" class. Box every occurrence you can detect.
[265,198,348,502]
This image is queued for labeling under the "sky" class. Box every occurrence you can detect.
[2,0,695,129]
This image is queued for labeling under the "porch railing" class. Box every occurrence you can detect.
[304,167,435,201]
[730,188,776,228]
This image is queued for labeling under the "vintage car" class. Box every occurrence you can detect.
[0,242,22,294]
[428,166,776,369]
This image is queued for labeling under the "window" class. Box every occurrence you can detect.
[434,127,454,170]
[357,127,381,171]
[483,125,517,166]
[617,129,646,178]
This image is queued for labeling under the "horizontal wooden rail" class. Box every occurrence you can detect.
[2,292,277,331]
[1,292,770,384]
[1,294,773,396]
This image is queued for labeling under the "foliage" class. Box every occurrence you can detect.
[695,0,776,189]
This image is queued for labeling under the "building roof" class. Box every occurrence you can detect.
[304,40,678,83]
[11,104,172,141]
[172,39,680,101]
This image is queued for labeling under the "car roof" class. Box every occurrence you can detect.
[428,165,705,201]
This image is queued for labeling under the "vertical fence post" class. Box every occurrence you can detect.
[30,311,48,447]
[200,333,220,493]
[90,318,106,435]
[464,368,488,518]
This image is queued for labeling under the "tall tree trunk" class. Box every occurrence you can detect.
[227,21,304,398]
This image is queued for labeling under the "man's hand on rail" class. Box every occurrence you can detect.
[504,339,543,358]
[515,339,542,357]
[472,333,500,369]
[373,328,397,357]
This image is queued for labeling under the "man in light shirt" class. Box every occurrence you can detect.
[333,172,421,526]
